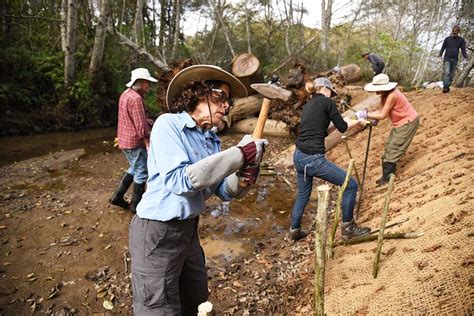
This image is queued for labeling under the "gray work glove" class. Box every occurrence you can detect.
[236,134,269,167]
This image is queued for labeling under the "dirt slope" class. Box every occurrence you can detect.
[0,87,472,315]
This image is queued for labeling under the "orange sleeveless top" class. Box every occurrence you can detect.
[388,90,418,128]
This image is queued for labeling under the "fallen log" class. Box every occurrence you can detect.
[42,149,86,171]
[108,27,170,72]
[231,118,289,137]
[231,53,263,95]
[339,64,361,83]
[227,95,263,124]
[272,95,381,169]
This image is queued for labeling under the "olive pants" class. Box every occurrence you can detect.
[129,215,208,316]
[383,117,419,163]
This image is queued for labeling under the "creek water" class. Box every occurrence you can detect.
[0,128,295,266]
[0,127,117,167]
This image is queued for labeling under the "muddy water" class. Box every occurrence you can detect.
[0,127,116,166]
[1,128,295,267]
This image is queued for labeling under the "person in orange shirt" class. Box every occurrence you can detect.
[355,74,419,185]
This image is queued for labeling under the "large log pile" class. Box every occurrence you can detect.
[154,58,366,139]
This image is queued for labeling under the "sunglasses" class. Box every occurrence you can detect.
[209,88,234,108]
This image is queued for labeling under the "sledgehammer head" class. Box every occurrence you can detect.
[251,83,292,101]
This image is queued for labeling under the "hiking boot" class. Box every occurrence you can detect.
[341,220,371,241]
[289,228,307,241]
[130,182,146,214]
[376,162,396,186]
[109,172,133,209]
[442,87,450,93]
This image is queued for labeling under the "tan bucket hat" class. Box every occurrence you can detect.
[166,65,248,110]
[364,74,398,92]
[126,68,158,87]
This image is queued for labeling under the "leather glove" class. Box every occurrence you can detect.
[237,135,269,167]
[237,164,260,185]
[354,110,368,120]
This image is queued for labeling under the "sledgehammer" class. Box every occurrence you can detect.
[249,83,292,138]
[238,83,292,187]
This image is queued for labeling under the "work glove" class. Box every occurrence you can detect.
[237,164,260,185]
[237,135,269,167]
[354,109,368,120]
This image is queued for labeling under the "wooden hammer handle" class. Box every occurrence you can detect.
[252,98,272,139]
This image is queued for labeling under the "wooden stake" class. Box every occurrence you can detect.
[373,174,395,279]
[333,231,423,247]
[327,159,354,258]
[314,184,330,316]
[341,136,361,186]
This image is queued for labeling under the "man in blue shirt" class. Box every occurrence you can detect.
[129,65,268,315]
[362,52,385,76]
[439,25,468,93]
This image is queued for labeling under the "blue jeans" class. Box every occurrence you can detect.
[123,147,148,184]
[443,58,458,89]
[291,150,358,229]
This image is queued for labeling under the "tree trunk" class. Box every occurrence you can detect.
[89,0,110,84]
[453,57,473,87]
[118,0,126,32]
[170,0,180,59]
[64,0,77,88]
[320,0,332,67]
[273,33,318,73]
[108,28,170,72]
[245,1,252,54]
[60,0,67,52]
[158,0,167,53]
[415,0,444,86]
[411,4,436,85]
[231,53,263,95]
[132,0,145,46]
[208,0,235,57]
[337,0,362,66]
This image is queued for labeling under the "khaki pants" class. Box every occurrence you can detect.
[383,117,419,163]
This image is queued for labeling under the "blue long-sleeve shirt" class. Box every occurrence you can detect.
[439,35,467,61]
[136,112,234,221]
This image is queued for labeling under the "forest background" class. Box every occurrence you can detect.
[0,0,472,136]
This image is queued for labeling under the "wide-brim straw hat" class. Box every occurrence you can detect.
[364,74,398,92]
[166,65,248,110]
[126,68,158,87]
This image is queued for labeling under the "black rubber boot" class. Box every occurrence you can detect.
[375,162,396,186]
[109,172,133,209]
[341,220,371,241]
[289,228,307,241]
[130,182,146,214]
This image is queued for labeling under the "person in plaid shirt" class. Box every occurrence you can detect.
[109,68,157,213]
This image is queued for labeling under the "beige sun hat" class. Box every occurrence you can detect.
[364,74,398,92]
[166,64,248,110]
[126,68,158,87]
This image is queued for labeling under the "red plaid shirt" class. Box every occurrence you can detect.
[117,88,151,149]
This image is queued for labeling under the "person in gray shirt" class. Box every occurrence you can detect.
[362,52,385,76]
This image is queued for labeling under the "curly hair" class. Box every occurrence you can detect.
[169,80,222,113]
